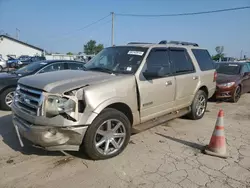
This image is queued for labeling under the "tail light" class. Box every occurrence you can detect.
[213,71,217,82]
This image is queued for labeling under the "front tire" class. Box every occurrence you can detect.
[83,108,131,160]
[232,85,241,103]
[0,87,16,111]
[187,90,208,120]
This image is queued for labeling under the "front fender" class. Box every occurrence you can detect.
[84,97,136,125]
[93,97,131,114]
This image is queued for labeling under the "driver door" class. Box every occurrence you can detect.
[136,48,176,123]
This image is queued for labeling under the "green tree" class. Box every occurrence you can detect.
[212,54,224,61]
[213,46,224,61]
[66,52,73,55]
[84,40,104,55]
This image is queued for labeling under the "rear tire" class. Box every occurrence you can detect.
[83,108,131,160]
[187,90,208,120]
[0,87,16,111]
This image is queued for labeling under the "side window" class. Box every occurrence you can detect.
[39,63,65,73]
[144,49,171,76]
[68,63,84,70]
[169,49,195,74]
[192,49,215,71]
[99,56,108,66]
[241,65,250,73]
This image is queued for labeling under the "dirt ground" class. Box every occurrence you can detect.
[0,95,250,188]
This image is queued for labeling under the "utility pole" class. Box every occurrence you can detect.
[111,12,114,46]
[240,50,243,60]
[16,28,20,40]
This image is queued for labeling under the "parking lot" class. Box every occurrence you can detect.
[0,95,249,188]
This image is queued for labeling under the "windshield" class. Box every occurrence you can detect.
[84,46,148,74]
[15,61,47,74]
[216,63,241,75]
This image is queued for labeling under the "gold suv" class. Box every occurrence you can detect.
[12,40,216,160]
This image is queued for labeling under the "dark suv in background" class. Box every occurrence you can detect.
[0,60,85,110]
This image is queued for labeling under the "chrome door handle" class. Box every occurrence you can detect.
[193,76,198,80]
[165,81,172,86]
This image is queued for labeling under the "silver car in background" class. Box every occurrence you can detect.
[0,57,7,71]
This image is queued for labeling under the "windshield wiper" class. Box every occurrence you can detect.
[88,67,115,74]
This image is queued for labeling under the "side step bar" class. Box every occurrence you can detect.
[132,107,190,134]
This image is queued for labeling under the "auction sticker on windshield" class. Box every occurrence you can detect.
[126,66,132,71]
[128,51,144,56]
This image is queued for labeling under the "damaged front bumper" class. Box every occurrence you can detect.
[12,114,88,151]
[11,85,99,151]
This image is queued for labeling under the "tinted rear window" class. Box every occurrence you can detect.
[192,49,215,71]
[216,63,241,75]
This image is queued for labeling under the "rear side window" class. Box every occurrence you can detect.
[68,62,84,70]
[169,49,195,74]
[241,64,250,73]
[192,49,214,71]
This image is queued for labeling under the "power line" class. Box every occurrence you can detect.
[51,14,111,41]
[116,6,250,17]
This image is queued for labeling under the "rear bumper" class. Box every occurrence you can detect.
[12,115,88,151]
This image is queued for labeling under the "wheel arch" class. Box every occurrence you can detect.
[0,85,17,95]
[105,103,133,125]
[87,98,135,126]
[198,85,209,97]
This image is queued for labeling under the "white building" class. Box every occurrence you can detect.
[0,35,44,60]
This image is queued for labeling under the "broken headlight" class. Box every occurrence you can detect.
[45,95,76,118]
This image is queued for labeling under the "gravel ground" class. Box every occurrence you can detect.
[0,95,250,188]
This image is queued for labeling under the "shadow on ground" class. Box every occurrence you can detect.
[0,114,89,159]
[155,132,204,151]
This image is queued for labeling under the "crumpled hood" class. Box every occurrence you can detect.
[216,73,241,84]
[18,70,123,93]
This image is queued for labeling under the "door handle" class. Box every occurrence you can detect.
[165,81,172,86]
[193,76,198,80]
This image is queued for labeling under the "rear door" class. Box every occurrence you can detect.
[241,64,250,93]
[137,48,176,123]
[169,48,199,109]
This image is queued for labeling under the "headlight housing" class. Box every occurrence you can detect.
[218,82,235,88]
[45,95,77,118]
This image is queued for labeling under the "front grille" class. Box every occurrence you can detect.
[15,84,43,115]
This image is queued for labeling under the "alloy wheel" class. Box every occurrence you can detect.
[234,86,241,102]
[196,95,206,117]
[5,91,15,107]
[94,119,126,156]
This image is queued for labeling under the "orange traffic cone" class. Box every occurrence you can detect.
[204,109,229,158]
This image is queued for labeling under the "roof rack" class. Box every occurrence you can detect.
[159,40,199,47]
[127,42,154,45]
